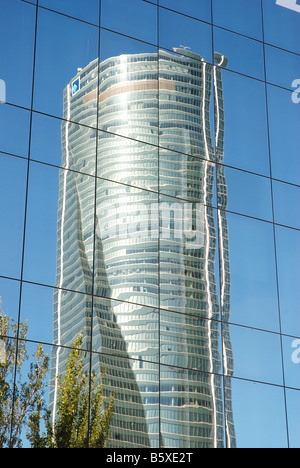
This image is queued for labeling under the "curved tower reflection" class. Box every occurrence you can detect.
[51,48,236,448]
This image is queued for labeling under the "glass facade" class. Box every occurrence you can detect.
[0,0,299,449]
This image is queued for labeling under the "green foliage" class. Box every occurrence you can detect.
[0,314,49,448]
[0,314,115,449]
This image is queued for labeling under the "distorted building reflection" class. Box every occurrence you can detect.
[50,48,236,448]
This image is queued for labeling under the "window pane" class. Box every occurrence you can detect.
[101,0,157,45]
[221,70,270,176]
[212,0,263,40]
[0,278,21,333]
[0,0,36,108]
[160,365,224,448]
[0,104,31,158]
[275,226,300,337]
[20,282,55,344]
[267,85,300,186]
[263,0,300,55]
[97,130,158,192]
[159,9,212,65]
[227,325,283,385]
[99,30,159,147]
[225,213,280,332]
[96,178,159,308]
[159,0,211,23]
[222,166,273,222]
[30,112,97,176]
[0,154,27,279]
[39,0,100,25]
[226,377,288,448]
[282,335,300,390]
[213,27,265,80]
[33,9,99,120]
[273,180,300,230]
[23,162,96,290]
[286,389,300,449]
[265,45,300,91]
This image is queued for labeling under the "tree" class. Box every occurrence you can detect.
[27,333,116,448]
[0,314,49,448]
[0,312,115,448]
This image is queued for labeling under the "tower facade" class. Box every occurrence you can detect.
[50,48,236,449]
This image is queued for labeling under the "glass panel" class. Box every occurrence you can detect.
[0,337,17,447]
[275,226,300,337]
[159,195,218,317]
[30,112,97,176]
[0,0,36,108]
[159,148,216,205]
[0,154,27,280]
[92,297,159,364]
[159,9,212,65]
[92,355,159,448]
[33,8,99,120]
[273,180,300,230]
[267,85,300,186]
[265,45,300,91]
[226,377,288,448]
[101,0,157,45]
[160,365,224,448]
[212,0,263,40]
[221,70,270,176]
[282,335,300,390]
[286,388,300,449]
[225,213,280,332]
[158,48,215,167]
[213,27,265,80]
[159,0,211,23]
[99,30,159,147]
[20,283,55,345]
[0,278,21,337]
[221,166,273,221]
[97,131,158,191]
[160,312,222,376]
[0,105,31,158]
[227,324,283,385]
[23,162,96,290]
[263,0,300,55]
[96,178,159,308]
[39,0,100,25]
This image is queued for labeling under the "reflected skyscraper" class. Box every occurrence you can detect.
[50,48,236,448]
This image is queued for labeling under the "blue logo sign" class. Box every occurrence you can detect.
[72,77,80,96]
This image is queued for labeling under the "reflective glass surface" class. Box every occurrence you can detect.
[0,0,36,108]
[0,154,27,279]
[273,180,300,230]
[226,377,288,448]
[286,389,300,449]
[101,0,157,44]
[159,9,212,64]
[221,71,270,176]
[0,278,21,332]
[275,226,300,337]
[39,0,100,25]
[224,213,279,333]
[212,0,263,40]
[265,45,300,90]
[263,0,300,55]
[33,8,99,119]
[0,105,31,158]
[267,85,300,186]
[213,27,265,80]
[1,0,299,449]
[159,0,211,23]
